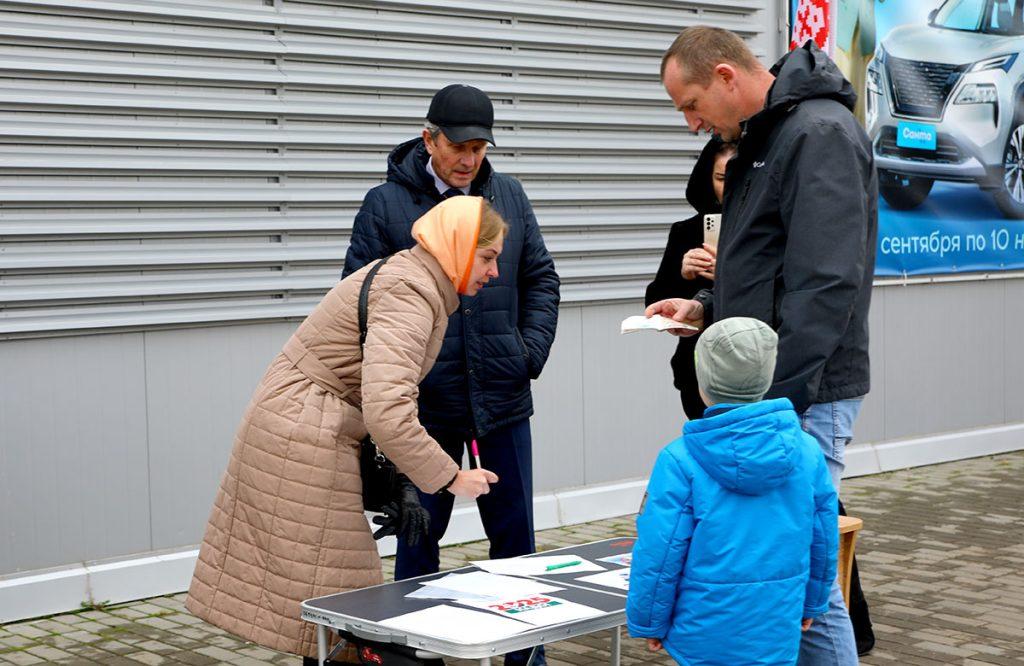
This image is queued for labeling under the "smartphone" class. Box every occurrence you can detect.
[703,213,721,248]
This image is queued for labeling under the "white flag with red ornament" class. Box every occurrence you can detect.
[790,0,837,56]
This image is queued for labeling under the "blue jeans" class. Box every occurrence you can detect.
[797,399,863,666]
[394,419,543,666]
[800,398,863,492]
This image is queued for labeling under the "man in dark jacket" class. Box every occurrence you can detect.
[343,83,560,666]
[647,27,877,666]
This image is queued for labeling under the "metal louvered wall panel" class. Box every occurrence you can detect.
[0,0,778,337]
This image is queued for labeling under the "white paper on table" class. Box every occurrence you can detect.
[472,555,603,576]
[405,585,500,602]
[421,571,563,598]
[379,605,531,644]
[620,314,699,334]
[596,553,632,567]
[576,568,630,591]
[456,594,604,627]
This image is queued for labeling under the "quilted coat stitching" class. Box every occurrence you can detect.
[186,247,459,658]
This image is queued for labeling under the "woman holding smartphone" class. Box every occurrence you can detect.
[645,137,735,419]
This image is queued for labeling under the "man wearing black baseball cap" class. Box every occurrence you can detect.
[427,83,496,146]
[343,86,560,666]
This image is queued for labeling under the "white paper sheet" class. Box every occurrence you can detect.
[379,605,531,644]
[421,571,563,598]
[597,553,632,567]
[457,594,604,626]
[472,555,603,576]
[620,314,699,334]
[576,568,631,591]
[405,585,499,602]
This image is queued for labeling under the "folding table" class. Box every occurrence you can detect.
[302,537,635,666]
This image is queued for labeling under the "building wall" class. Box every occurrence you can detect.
[5,276,1024,578]
[2,0,1021,621]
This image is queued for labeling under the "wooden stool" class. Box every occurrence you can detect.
[838,515,863,609]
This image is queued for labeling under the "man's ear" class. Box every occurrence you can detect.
[714,63,738,88]
[422,128,435,154]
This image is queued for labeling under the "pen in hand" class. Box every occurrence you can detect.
[471,439,482,470]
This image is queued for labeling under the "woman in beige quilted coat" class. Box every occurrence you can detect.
[186,196,506,659]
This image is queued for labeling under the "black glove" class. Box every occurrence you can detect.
[371,475,430,547]
[370,502,402,540]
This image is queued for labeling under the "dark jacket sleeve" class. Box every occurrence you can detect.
[342,188,391,279]
[515,182,560,378]
[645,218,711,307]
[767,120,872,412]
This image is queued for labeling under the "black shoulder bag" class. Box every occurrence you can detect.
[357,257,399,512]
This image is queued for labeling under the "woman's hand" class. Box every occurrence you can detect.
[681,246,715,280]
[646,639,663,652]
[447,468,499,498]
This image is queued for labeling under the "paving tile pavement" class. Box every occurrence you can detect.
[1,451,1022,665]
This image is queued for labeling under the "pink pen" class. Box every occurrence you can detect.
[471,439,481,470]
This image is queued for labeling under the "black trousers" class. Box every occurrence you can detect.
[838,500,875,655]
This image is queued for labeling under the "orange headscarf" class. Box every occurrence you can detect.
[411,196,483,294]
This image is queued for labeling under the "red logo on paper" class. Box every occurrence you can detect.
[361,647,383,665]
[489,596,561,614]
[790,0,830,51]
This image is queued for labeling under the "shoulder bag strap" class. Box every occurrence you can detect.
[358,256,391,350]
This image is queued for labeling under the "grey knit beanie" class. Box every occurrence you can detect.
[694,317,778,405]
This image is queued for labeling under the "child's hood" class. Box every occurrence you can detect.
[681,398,802,496]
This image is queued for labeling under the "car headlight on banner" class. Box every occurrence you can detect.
[866,46,885,95]
[969,53,1017,73]
[954,55,1016,107]
[955,83,998,105]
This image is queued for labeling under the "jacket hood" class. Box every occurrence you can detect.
[681,398,801,495]
[386,137,494,201]
[764,41,857,115]
[685,137,726,215]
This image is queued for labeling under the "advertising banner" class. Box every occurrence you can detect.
[791,0,838,53]
[800,0,1024,275]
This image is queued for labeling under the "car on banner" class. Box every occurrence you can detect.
[865,0,1024,219]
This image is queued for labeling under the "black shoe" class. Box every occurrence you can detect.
[856,626,875,656]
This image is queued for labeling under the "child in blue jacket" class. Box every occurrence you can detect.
[626,317,838,666]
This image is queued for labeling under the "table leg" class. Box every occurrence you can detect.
[609,625,621,666]
[317,625,327,666]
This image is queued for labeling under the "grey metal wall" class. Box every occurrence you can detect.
[0,0,784,575]
[5,277,1024,576]
[855,277,1024,443]
[0,0,776,335]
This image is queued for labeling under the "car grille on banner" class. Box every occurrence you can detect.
[886,56,968,119]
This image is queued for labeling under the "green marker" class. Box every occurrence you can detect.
[545,560,582,572]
